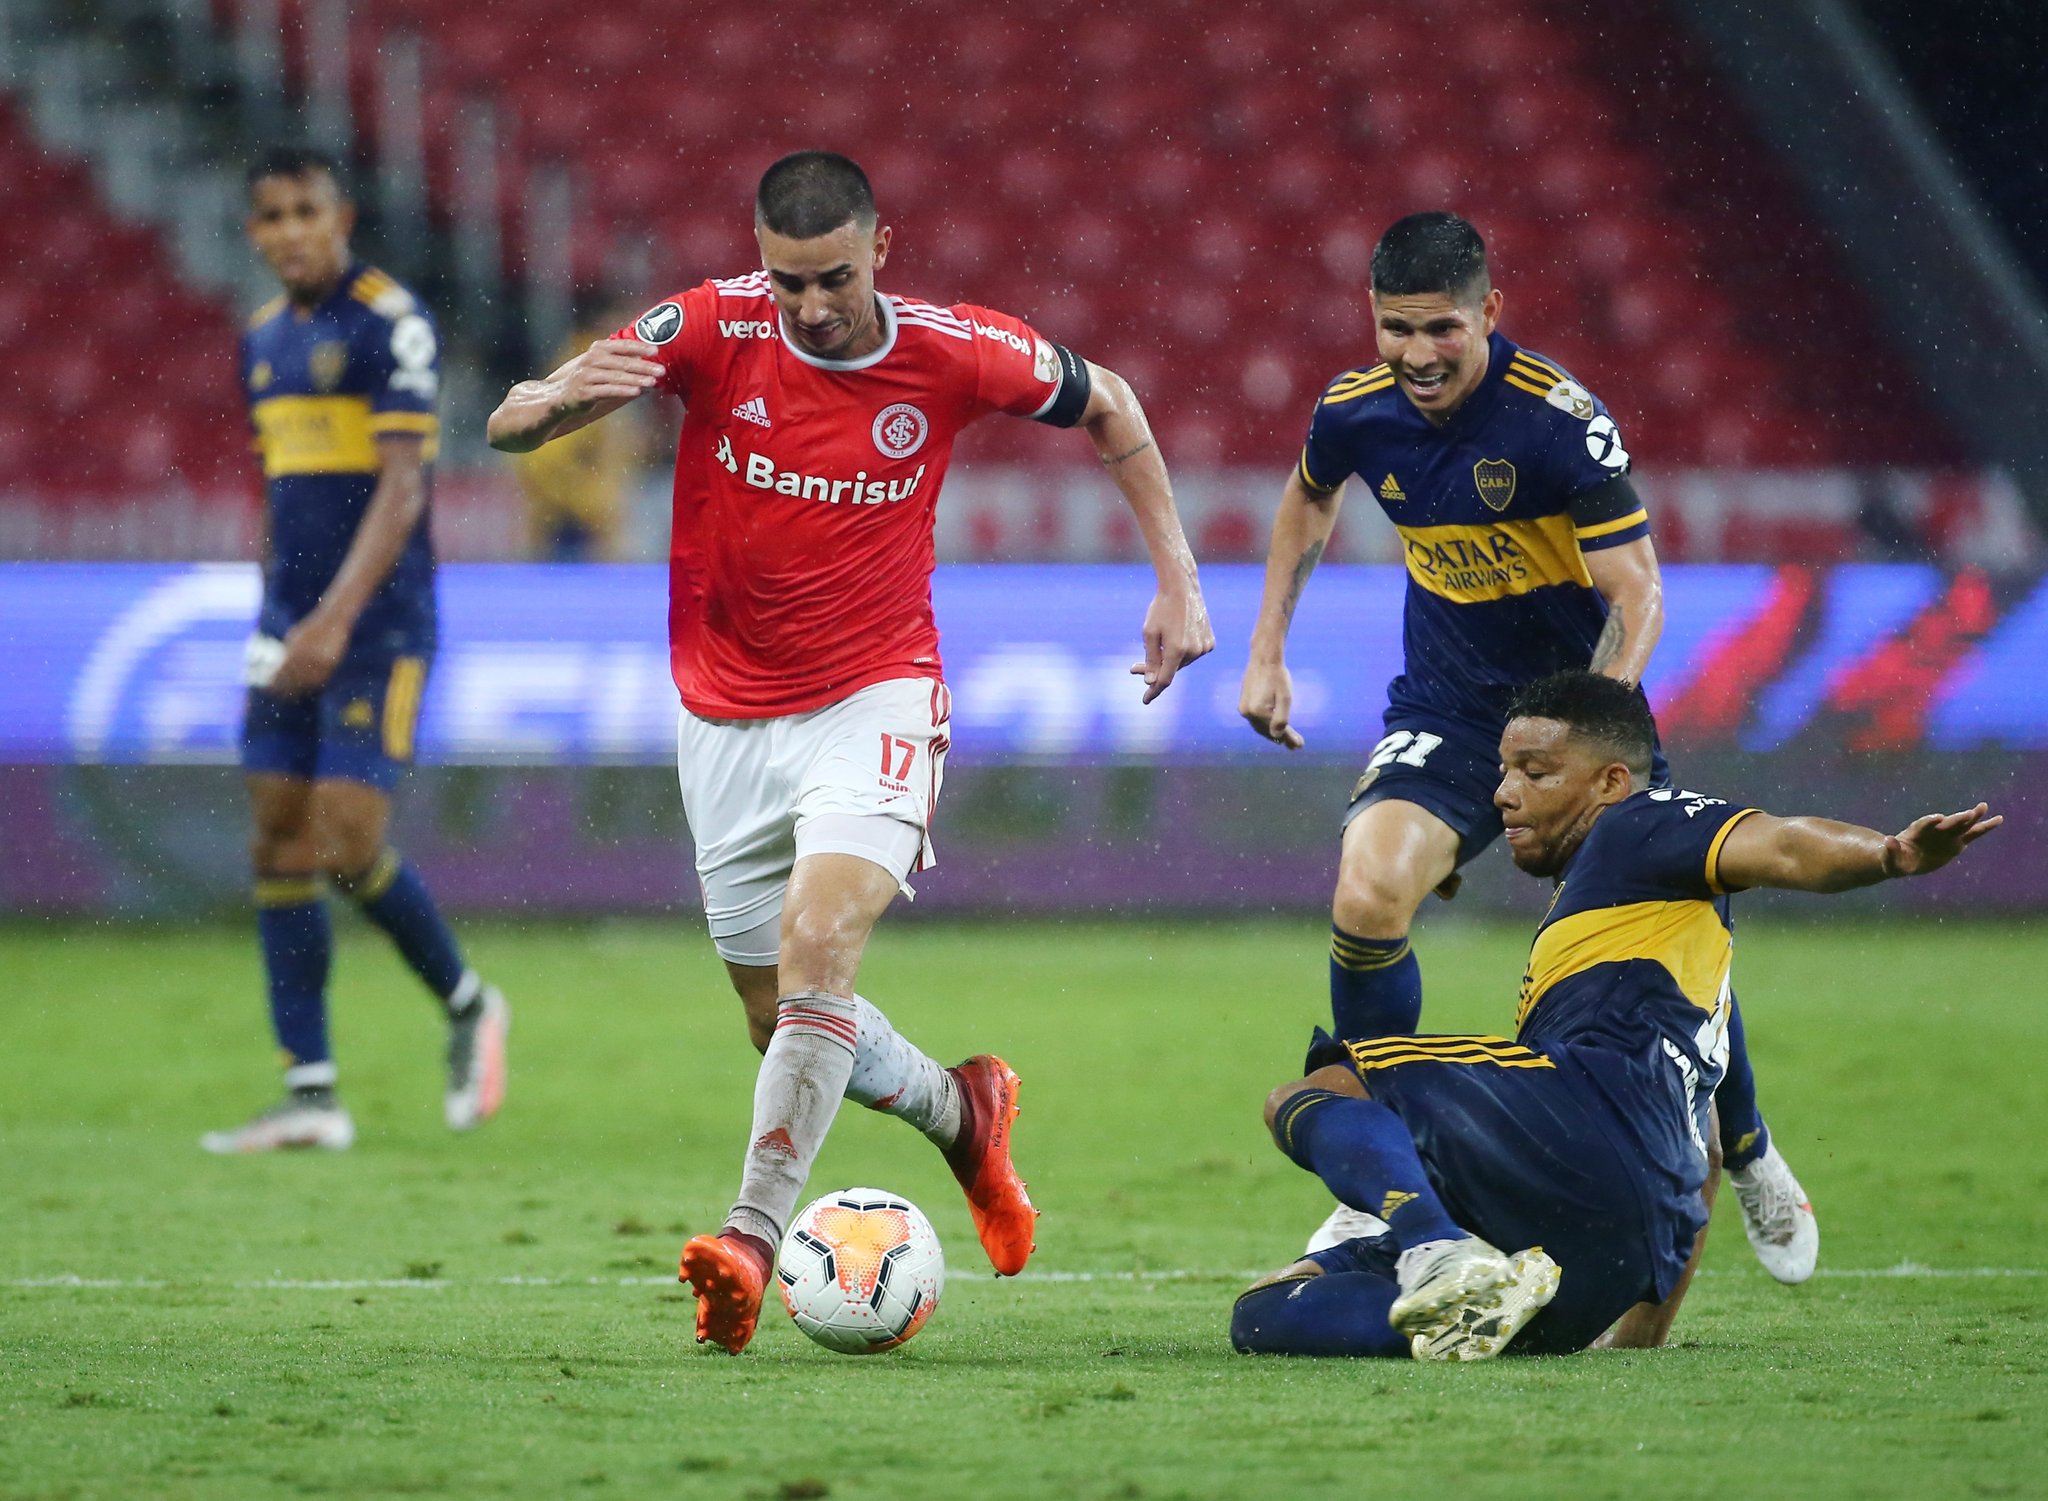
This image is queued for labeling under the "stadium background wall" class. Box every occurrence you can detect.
[1,562,2035,919]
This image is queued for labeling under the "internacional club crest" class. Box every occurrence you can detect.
[1473,458,1517,512]
[872,403,929,459]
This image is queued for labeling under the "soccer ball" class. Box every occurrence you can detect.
[777,1188,945,1354]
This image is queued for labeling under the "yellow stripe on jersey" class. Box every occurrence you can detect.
[1299,450,1342,494]
[1517,898,1733,1029]
[368,410,442,461]
[1394,513,1591,604]
[1512,351,1568,383]
[1573,508,1649,542]
[350,269,415,316]
[1324,364,1389,394]
[1502,373,1554,399]
[1704,807,1762,895]
[250,394,380,476]
[1324,376,1396,405]
[1346,1034,1556,1072]
[383,656,426,762]
[247,295,287,330]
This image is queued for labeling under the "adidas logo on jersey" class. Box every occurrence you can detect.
[732,396,771,428]
[719,319,776,339]
[1379,473,1407,501]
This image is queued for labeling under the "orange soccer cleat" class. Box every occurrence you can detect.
[678,1231,772,1354]
[942,1054,1038,1276]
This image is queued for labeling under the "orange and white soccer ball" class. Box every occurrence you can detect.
[777,1189,945,1354]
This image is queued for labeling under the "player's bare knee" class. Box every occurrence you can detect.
[779,906,868,987]
[315,817,384,879]
[250,826,312,874]
[1331,867,1420,938]
[1264,1065,1366,1138]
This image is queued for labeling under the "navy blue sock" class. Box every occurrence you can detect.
[256,877,332,1072]
[1231,1270,1409,1358]
[1329,926,1422,1040]
[1716,992,1771,1169]
[1271,1089,1467,1249]
[338,849,470,1007]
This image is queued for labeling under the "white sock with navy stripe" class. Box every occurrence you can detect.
[727,990,858,1249]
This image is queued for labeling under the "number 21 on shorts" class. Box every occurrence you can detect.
[1365,729,1444,772]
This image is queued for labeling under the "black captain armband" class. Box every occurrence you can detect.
[1567,474,1651,550]
[1032,342,1092,428]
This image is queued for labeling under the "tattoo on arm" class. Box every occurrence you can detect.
[1591,605,1626,676]
[1099,438,1154,467]
[1282,540,1325,624]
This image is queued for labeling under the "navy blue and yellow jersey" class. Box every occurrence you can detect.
[1516,788,1752,1178]
[241,261,441,663]
[1299,332,1646,733]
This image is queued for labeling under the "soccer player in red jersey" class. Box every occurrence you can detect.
[489,151,1213,1353]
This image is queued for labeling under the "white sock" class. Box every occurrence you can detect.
[726,991,857,1248]
[844,995,962,1148]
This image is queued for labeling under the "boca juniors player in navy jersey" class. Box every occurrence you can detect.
[202,147,506,1154]
[1238,213,1816,1278]
[1232,672,1998,1361]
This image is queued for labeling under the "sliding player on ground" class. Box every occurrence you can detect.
[488,151,1213,1353]
[1238,213,1816,1279]
[205,147,506,1154]
[1233,671,1997,1361]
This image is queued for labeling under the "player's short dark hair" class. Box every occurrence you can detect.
[246,145,346,198]
[1507,671,1656,778]
[756,151,877,238]
[1370,212,1490,306]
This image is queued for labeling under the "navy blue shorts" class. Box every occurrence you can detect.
[1341,710,1672,869]
[242,655,429,792]
[1321,1030,1702,1353]
[1340,714,1507,867]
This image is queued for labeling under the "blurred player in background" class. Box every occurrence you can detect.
[511,313,647,560]
[489,151,1213,1353]
[1233,672,1998,1361]
[204,147,507,1154]
[1239,213,1817,1279]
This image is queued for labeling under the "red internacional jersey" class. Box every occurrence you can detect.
[617,273,1074,718]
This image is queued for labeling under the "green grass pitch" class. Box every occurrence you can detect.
[2,916,2044,1500]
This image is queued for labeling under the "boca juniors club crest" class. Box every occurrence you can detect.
[309,341,349,393]
[1473,458,1517,512]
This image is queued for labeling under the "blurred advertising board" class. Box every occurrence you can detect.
[1,562,2042,766]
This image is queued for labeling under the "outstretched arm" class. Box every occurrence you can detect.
[1077,360,1213,703]
[1715,803,2002,894]
[1239,469,1345,749]
[487,337,665,453]
[1583,535,1663,686]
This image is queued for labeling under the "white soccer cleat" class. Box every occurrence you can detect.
[1407,1248,1562,1362]
[200,1095,356,1154]
[1388,1235,1515,1335]
[1729,1142,1818,1284]
[445,985,509,1131]
[1304,1201,1391,1254]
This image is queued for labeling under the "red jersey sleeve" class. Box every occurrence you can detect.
[955,304,1072,422]
[613,282,719,399]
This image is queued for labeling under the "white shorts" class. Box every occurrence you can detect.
[678,675,952,966]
